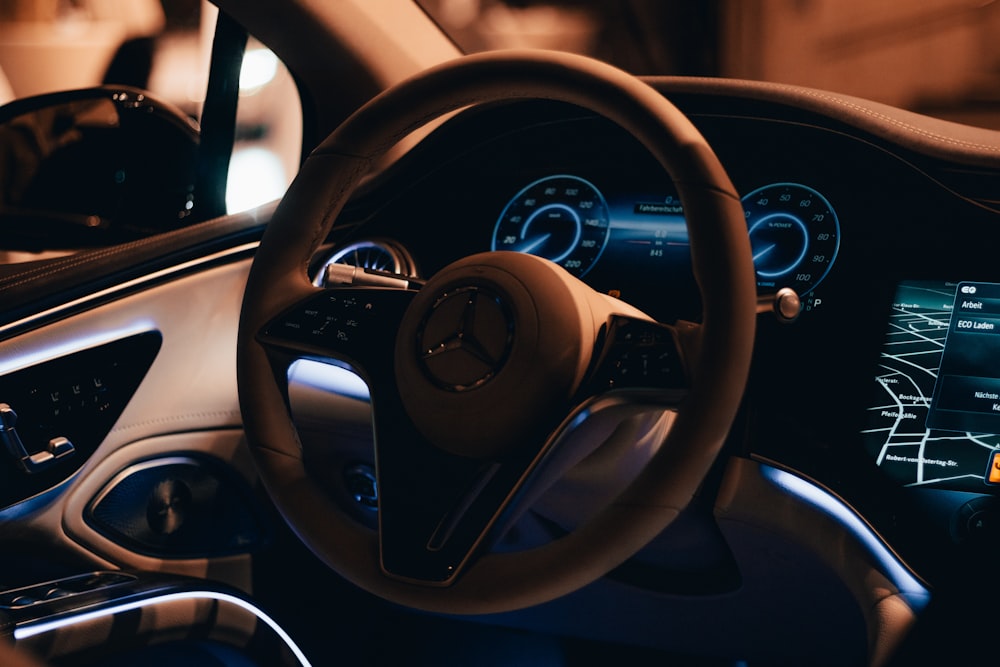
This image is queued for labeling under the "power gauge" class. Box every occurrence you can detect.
[742,183,840,296]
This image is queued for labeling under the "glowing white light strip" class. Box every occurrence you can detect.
[0,242,260,339]
[14,590,312,666]
[0,321,158,376]
[760,465,930,611]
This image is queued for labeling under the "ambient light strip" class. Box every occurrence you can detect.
[13,590,312,667]
[760,464,930,611]
[0,321,157,377]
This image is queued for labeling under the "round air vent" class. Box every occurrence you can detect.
[312,239,417,286]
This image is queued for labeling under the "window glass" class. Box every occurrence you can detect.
[229,37,302,214]
[0,0,301,261]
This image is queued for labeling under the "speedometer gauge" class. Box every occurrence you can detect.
[742,183,840,296]
[492,175,610,277]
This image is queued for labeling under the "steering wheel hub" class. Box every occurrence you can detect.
[416,285,513,392]
[395,251,597,460]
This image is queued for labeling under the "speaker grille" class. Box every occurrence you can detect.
[86,456,267,558]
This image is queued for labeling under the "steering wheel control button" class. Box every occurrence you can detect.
[264,288,414,366]
[277,293,372,343]
[590,318,685,391]
[418,287,513,391]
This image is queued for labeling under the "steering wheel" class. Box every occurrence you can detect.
[236,49,756,614]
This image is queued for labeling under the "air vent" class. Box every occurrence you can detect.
[312,239,417,286]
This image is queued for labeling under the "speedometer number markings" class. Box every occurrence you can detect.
[493,175,611,278]
[742,183,840,296]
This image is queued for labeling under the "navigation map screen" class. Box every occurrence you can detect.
[864,280,1000,492]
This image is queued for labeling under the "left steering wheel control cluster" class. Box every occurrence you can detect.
[0,332,161,510]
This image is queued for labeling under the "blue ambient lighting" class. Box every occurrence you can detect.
[288,359,371,402]
[760,464,930,611]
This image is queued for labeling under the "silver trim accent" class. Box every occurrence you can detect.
[86,455,204,514]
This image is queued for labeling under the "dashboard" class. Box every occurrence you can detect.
[320,91,1000,589]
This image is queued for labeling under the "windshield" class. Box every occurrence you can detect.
[417,0,1000,130]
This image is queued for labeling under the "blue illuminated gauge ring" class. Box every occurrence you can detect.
[492,174,611,278]
[741,182,840,296]
[748,213,808,279]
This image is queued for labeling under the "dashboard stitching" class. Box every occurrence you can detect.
[0,244,150,291]
[792,88,1000,153]
[107,410,244,434]
[670,77,1000,154]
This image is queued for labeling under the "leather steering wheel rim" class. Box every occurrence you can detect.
[237,49,756,614]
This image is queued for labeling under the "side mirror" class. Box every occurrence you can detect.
[0,86,199,252]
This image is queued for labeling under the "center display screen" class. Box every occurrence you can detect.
[864,280,1000,492]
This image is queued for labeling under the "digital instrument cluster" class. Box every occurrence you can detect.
[491,174,841,298]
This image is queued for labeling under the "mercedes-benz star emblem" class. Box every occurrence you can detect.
[417,286,513,391]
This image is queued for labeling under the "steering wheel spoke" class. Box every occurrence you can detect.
[373,406,536,584]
